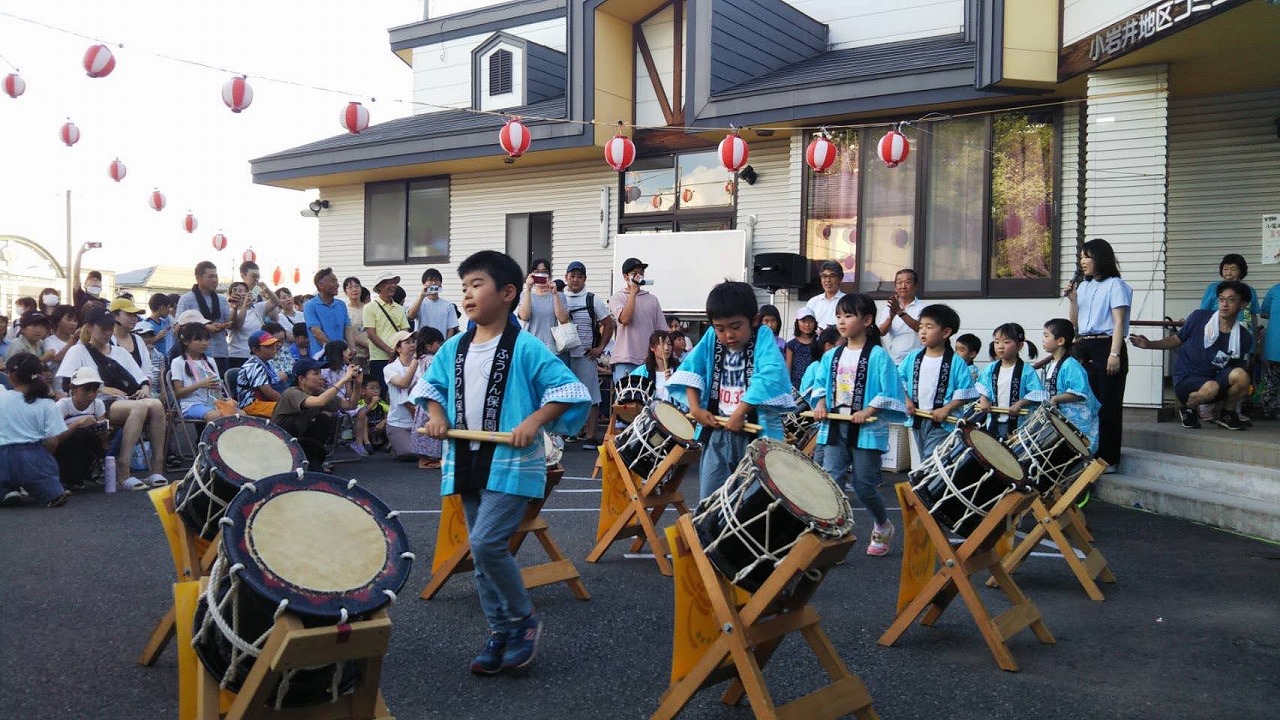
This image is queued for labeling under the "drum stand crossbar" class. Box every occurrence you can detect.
[878,487,1055,672]
[652,515,879,720]
[986,460,1116,601]
[419,468,590,601]
[586,438,697,576]
[139,483,221,667]
[193,578,393,720]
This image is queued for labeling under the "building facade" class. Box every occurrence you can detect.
[252,0,1280,410]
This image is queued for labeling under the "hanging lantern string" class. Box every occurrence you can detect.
[0,52,18,72]
[0,8,1167,140]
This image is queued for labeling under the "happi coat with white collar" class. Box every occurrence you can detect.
[811,343,907,452]
[410,327,590,499]
[668,325,795,440]
[976,359,1048,430]
[1042,355,1101,453]
[897,346,978,432]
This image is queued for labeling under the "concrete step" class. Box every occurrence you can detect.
[1099,448,1280,541]
[1123,421,1280,467]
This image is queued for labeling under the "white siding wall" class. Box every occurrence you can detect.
[411,18,565,113]
[786,0,964,50]
[1166,89,1280,315]
[1082,65,1169,408]
[316,185,367,278]
[1062,0,1148,44]
[634,5,686,128]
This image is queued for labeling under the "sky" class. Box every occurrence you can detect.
[0,1,422,286]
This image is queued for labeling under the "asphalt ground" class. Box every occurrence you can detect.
[1,444,1278,720]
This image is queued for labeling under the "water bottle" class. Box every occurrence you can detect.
[103,456,117,493]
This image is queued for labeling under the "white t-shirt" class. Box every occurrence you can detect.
[994,363,1014,424]
[57,396,106,421]
[915,355,943,413]
[170,355,221,411]
[463,335,501,449]
[716,349,746,416]
[228,301,272,359]
[562,289,609,358]
[875,297,924,364]
[833,349,860,411]
[383,358,415,429]
[56,343,148,390]
[805,292,846,330]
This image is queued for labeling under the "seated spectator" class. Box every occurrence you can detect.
[271,357,357,471]
[261,321,294,382]
[0,353,69,508]
[54,367,110,490]
[6,311,51,363]
[237,331,287,418]
[44,305,81,374]
[382,330,418,462]
[5,297,36,343]
[357,377,389,451]
[169,323,228,424]
[289,322,310,361]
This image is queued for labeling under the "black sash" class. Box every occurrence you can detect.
[703,335,756,440]
[85,344,142,396]
[912,346,953,424]
[1045,357,1062,396]
[995,359,1024,421]
[451,323,521,493]
[824,343,872,447]
[191,285,221,322]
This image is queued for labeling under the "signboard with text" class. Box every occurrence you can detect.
[1263,215,1280,266]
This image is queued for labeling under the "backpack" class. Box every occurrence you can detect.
[571,292,602,349]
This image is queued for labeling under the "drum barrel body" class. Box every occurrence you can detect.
[911,427,1022,537]
[694,480,810,592]
[1006,408,1091,495]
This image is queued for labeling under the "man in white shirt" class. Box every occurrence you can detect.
[876,268,924,364]
[408,267,460,340]
[562,260,615,448]
[804,261,846,331]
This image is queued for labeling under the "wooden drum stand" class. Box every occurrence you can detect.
[138,483,218,666]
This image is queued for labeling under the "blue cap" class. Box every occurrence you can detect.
[566,261,587,274]
[293,357,322,377]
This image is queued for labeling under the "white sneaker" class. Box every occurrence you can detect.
[122,477,148,491]
[147,474,169,487]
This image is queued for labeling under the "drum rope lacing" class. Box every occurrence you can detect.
[695,493,799,587]
[174,445,233,538]
[914,437,1010,530]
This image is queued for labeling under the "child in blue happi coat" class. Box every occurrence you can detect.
[898,304,977,460]
[668,282,794,501]
[1041,319,1100,453]
[976,323,1047,440]
[810,294,906,557]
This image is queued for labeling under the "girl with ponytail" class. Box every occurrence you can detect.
[0,353,70,508]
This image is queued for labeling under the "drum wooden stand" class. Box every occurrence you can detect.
[419,468,590,601]
[652,515,879,720]
[590,404,631,480]
[138,484,220,666]
[878,487,1055,672]
[193,578,393,720]
[986,460,1116,601]
[586,437,697,576]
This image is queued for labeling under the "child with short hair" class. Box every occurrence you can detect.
[290,322,310,361]
[1041,319,1100,452]
[357,378,388,451]
[799,325,842,466]
[898,304,976,459]
[0,353,70,508]
[668,331,688,363]
[414,250,591,676]
[810,294,906,557]
[411,327,446,468]
[955,333,982,383]
[786,307,820,391]
[669,281,794,500]
[409,268,460,340]
[757,304,787,351]
[54,366,110,489]
[976,323,1046,440]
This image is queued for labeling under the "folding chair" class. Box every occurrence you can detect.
[222,367,240,403]
[160,369,206,464]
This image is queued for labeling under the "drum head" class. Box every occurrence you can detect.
[653,402,695,441]
[965,428,1026,483]
[761,442,848,528]
[221,471,412,619]
[202,416,306,483]
[1048,412,1091,456]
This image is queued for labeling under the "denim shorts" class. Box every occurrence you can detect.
[182,403,215,420]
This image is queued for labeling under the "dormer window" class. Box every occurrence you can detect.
[489,50,512,96]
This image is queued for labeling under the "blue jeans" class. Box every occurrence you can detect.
[820,425,888,526]
[460,490,534,633]
[0,442,65,504]
[912,422,949,462]
[611,362,639,382]
[699,429,750,503]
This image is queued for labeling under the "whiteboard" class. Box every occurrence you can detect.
[612,230,748,314]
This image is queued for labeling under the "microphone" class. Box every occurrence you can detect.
[1063,269,1083,297]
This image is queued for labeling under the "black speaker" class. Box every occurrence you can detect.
[752,252,810,290]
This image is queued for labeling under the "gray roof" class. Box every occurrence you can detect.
[251,96,568,163]
[719,34,974,96]
[114,267,157,286]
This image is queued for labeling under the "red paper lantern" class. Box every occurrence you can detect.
[108,158,127,182]
[292,268,301,284]
[83,44,116,78]
[624,185,642,204]
[211,233,227,251]
[498,118,531,158]
[183,213,198,233]
[272,266,283,286]
[222,76,253,113]
[805,136,838,173]
[604,134,636,172]
[60,121,80,147]
[651,194,663,210]
[718,132,750,172]
[148,189,166,211]
[3,73,25,99]
[682,188,694,203]
[842,255,855,270]
[242,248,256,263]
[341,101,370,134]
[878,129,910,168]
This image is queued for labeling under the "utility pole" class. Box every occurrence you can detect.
[65,189,72,298]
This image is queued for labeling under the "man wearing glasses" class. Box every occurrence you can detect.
[804,260,846,331]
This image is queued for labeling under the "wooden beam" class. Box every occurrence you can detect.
[672,0,684,125]
[635,25,675,126]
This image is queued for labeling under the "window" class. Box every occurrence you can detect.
[364,177,450,265]
[489,49,512,96]
[619,150,736,233]
[803,111,1060,298]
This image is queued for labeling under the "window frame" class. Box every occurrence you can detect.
[363,176,451,266]
[616,150,738,235]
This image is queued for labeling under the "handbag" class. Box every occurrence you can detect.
[552,321,582,353]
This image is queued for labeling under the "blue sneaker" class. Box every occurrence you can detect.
[469,632,506,676]
[501,614,543,672]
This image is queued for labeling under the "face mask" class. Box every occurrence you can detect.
[86,285,102,296]
[426,285,441,294]
[43,294,60,306]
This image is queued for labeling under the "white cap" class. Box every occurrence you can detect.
[176,310,206,326]
[69,366,104,386]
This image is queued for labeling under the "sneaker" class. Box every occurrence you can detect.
[1216,410,1244,431]
[122,477,149,491]
[349,441,371,457]
[1238,413,1253,428]
[580,438,599,450]
[842,482,856,493]
[46,491,70,508]
[1,490,24,507]
[867,521,895,557]
[148,474,170,487]
[500,614,543,672]
[1180,407,1201,429]
[469,632,507,676]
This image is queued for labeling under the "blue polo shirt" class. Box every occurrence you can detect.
[303,295,350,358]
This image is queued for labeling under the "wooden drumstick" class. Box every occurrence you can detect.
[416,427,515,444]
[988,406,1030,416]
[799,411,879,423]
[912,409,960,424]
[686,413,764,434]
